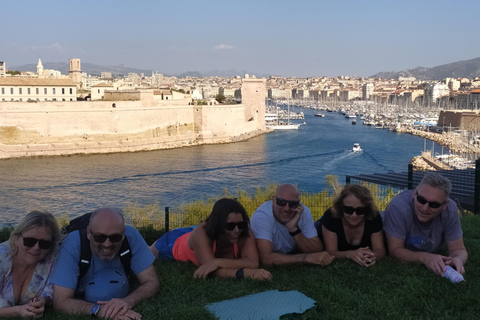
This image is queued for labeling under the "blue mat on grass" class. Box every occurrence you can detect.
[205,290,316,320]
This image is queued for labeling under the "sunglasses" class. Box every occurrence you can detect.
[342,205,368,216]
[89,231,124,243]
[225,221,248,231]
[275,197,300,209]
[415,192,444,209]
[21,235,53,250]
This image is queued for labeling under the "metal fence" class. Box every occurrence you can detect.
[128,160,479,232]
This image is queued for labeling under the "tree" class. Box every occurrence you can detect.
[6,70,21,75]
[215,94,226,103]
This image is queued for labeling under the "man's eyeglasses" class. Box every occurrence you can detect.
[341,205,367,216]
[21,235,54,250]
[225,221,248,231]
[275,197,300,209]
[415,192,445,209]
[89,231,124,243]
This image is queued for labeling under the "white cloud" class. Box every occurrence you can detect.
[214,44,234,50]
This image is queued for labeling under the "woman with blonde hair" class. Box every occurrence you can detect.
[0,211,60,317]
[315,184,385,267]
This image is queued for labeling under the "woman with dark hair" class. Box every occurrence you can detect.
[150,198,272,280]
[315,184,385,267]
[0,210,60,318]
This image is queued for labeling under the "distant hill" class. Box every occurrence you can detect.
[371,57,480,80]
[9,62,263,78]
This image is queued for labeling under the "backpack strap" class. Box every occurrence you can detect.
[119,237,133,277]
[78,228,92,281]
[77,228,133,281]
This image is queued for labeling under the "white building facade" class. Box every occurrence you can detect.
[0,78,77,101]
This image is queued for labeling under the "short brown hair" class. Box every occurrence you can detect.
[331,184,378,220]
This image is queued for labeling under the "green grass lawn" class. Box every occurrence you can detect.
[38,215,480,320]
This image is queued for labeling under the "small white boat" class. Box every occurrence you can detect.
[314,113,325,117]
[353,143,362,152]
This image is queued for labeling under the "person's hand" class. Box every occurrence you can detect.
[421,253,451,276]
[285,203,304,232]
[348,247,377,267]
[305,251,334,266]
[193,260,219,279]
[25,295,46,317]
[98,298,133,319]
[14,304,41,318]
[446,257,465,275]
[112,309,142,320]
[244,268,273,280]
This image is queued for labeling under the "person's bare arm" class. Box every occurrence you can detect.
[191,226,259,279]
[256,238,333,267]
[386,233,450,276]
[446,237,468,274]
[53,285,95,315]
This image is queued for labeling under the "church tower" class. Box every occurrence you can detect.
[69,58,82,89]
[37,58,44,76]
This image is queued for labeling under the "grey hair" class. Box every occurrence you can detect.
[418,172,452,198]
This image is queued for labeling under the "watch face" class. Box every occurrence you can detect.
[91,304,100,316]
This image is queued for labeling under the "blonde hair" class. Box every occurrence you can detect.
[9,210,60,257]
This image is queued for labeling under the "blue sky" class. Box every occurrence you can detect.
[2,0,479,77]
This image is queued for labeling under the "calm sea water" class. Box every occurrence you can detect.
[0,107,444,226]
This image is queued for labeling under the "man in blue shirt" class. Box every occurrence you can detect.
[51,208,159,319]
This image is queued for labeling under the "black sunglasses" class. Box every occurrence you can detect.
[342,205,367,216]
[89,231,124,243]
[22,235,53,250]
[415,192,444,209]
[225,221,248,231]
[275,197,300,209]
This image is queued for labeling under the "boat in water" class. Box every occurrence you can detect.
[353,143,362,152]
[314,113,325,117]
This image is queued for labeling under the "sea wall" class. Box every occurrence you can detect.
[0,98,265,159]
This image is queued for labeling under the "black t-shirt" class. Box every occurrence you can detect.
[315,208,383,251]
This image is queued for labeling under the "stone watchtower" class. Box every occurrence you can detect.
[241,75,266,131]
[69,58,82,89]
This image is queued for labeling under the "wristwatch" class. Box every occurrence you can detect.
[289,228,301,237]
[236,268,244,280]
[91,304,100,317]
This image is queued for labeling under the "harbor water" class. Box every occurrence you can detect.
[0,107,444,226]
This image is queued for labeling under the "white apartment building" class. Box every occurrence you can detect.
[0,78,77,101]
[424,83,450,105]
[1,61,6,78]
[362,83,374,100]
[268,88,292,99]
[91,82,114,100]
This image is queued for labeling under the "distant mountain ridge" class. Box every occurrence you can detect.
[371,57,480,80]
[10,57,480,79]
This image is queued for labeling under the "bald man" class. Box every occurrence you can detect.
[52,208,159,320]
[250,184,333,266]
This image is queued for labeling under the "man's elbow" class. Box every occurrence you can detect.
[259,254,274,267]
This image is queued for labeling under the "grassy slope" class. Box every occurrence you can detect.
[39,215,480,320]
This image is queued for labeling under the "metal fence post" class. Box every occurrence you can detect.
[407,163,413,190]
[475,159,480,215]
[165,207,170,232]
[346,176,351,184]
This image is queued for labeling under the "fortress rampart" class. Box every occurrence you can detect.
[0,78,267,159]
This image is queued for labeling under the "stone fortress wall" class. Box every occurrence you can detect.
[0,77,267,159]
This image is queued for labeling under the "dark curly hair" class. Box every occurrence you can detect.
[205,198,250,240]
[331,184,378,220]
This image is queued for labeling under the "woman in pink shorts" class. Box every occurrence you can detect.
[150,198,272,280]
